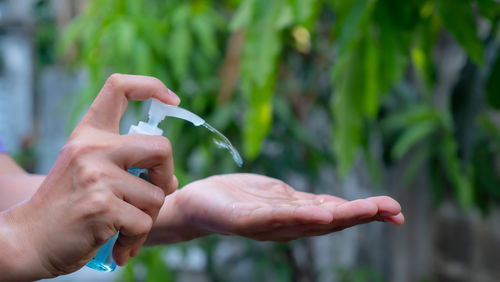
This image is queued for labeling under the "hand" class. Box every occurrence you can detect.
[0,74,179,280]
[149,174,403,244]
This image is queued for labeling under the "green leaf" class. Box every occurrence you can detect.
[191,15,219,59]
[486,50,500,109]
[476,0,500,21]
[478,114,500,145]
[167,5,192,79]
[373,1,411,93]
[436,0,484,64]
[329,0,358,40]
[330,0,378,176]
[336,0,376,57]
[57,15,86,56]
[328,0,386,176]
[402,145,433,185]
[114,19,137,59]
[332,30,379,176]
[275,2,294,29]
[133,40,153,75]
[243,95,273,158]
[363,31,379,117]
[382,105,437,132]
[240,0,286,158]
[441,135,474,208]
[391,120,437,160]
[290,0,321,28]
[230,0,253,30]
[411,16,441,92]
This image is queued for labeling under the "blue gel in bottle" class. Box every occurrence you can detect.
[86,168,149,272]
[86,100,162,272]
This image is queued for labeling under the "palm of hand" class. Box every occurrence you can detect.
[175,174,404,242]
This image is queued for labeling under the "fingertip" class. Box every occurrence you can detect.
[155,87,180,106]
[172,174,179,192]
[130,247,140,258]
[378,212,405,226]
[167,89,181,105]
[393,212,405,225]
[366,196,402,216]
[112,246,129,266]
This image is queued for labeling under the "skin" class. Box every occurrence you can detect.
[0,74,404,281]
[0,74,180,281]
[149,174,404,245]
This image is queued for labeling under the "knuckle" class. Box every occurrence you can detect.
[93,227,116,246]
[85,190,114,216]
[138,216,153,235]
[60,141,99,163]
[148,137,172,164]
[163,180,177,197]
[150,76,167,91]
[59,142,83,162]
[153,137,172,156]
[105,73,124,91]
[77,165,111,188]
[170,176,179,192]
[378,195,394,203]
[150,187,166,210]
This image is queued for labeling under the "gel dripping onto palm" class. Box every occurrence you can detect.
[149,99,243,167]
[202,123,243,167]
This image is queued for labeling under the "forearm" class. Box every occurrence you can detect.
[0,173,45,211]
[0,154,45,211]
[0,206,52,281]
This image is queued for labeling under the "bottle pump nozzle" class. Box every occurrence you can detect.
[148,99,205,127]
[128,99,206,136]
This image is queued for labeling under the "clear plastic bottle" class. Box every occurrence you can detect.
[86,99,192,272]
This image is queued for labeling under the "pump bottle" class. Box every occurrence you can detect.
[86,99,204,272]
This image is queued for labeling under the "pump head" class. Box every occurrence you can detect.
[128,99,206,136]
[148,99,205,127]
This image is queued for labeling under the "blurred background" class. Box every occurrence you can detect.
[1,0,500,281]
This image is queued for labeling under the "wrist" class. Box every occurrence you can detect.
[147,191,211,245]
[0,205,54,281]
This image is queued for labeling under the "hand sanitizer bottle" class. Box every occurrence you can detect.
[86,99,203,272]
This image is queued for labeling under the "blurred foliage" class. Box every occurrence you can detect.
[57,0,500,210]
[337,266,386,282]
[33,0,500,280]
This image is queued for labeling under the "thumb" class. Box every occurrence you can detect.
[79,74,180,133]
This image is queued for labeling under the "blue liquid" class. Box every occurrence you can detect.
[86,167,148,272]
[85,233,118,272]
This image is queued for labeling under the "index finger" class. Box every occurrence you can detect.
[80,74,181,132]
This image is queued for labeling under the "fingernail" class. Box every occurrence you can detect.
[168,89,181,105]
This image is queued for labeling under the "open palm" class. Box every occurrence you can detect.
[168,174,404,242]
